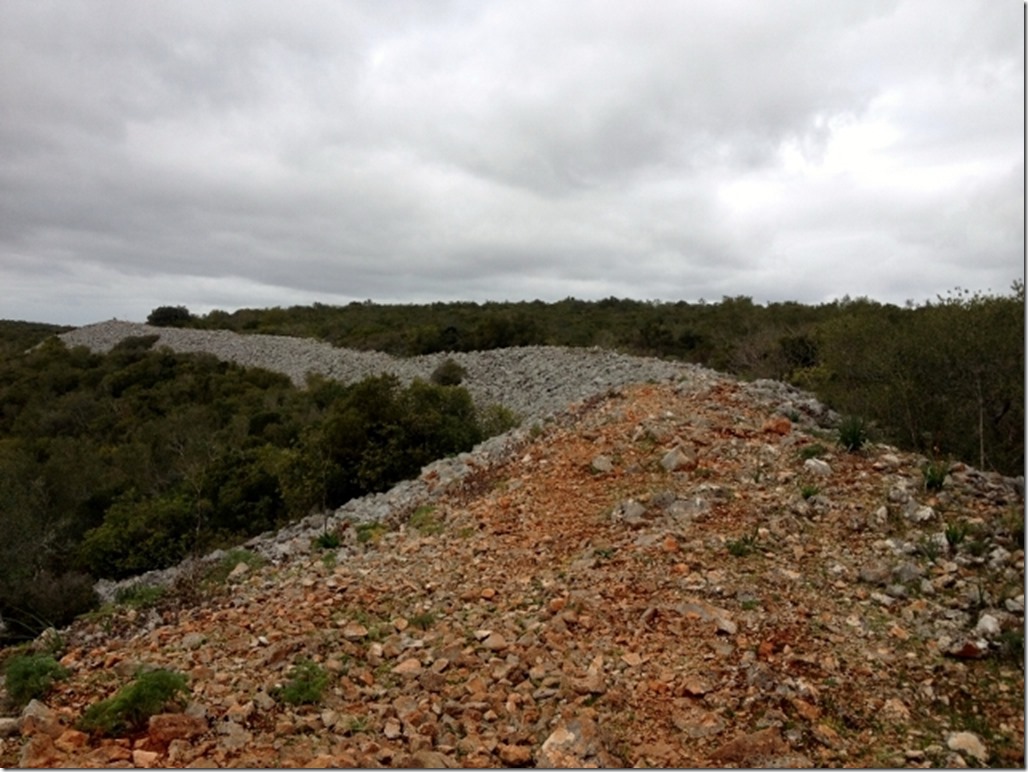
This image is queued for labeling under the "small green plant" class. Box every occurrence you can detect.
[726,531,759,557]
[997,628,1025,667]
[478,403,520,436]
[356,522,388,545]
[206,549,268,584]
[800,483,820,500]
[409,611,437,630]
[965,539,989,557]
[916,536,942,562]
[114,584,166,609]
[409,505,443,535]
[273,659,329,706]
[923,460,949,492]
[4,653,70,708]
[593,547,615,560]
[78,669,189,736]
[313,531,341,550]
[837,415,868,452]
[799,443,828,461]
[1004,507,1026,548]
[944,522,968,551]
[345,714,369,734]
[430,358,466,386]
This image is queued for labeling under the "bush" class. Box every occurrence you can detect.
[430,358,466,386]
[78,669,189,736]
[4,654,69,708]
[923,460,949,492]
[146,306,193,327]
[313,531,341,550]
[273,659,329,705]
[478,403,520,437]
[837,415,869,452]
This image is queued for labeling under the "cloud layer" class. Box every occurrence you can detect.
[1,0,1022,324]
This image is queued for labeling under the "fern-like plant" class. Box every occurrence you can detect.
[79,669,189,736]
[4,653,69,708]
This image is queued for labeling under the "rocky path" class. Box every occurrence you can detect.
[2,378,1023,768]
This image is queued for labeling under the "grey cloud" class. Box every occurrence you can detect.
[0,0,1021,325]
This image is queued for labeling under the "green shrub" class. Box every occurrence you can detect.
[944,522,968,551]
[726,532,759,557]
[273,659,329,705]
[478,403,520,437]
[313,531,341,550]
[4,653,69,708]
[800,484,820,500]
[430,358,466,386]
[838,415,868,452]
[409,611,437,630]
[923,460,948,492]
[78,669,189,736]
[997,628,1024,667]
[356,522,387,545]
[114,584,165,609]
[409,505,442,535]
[146,306,193,327]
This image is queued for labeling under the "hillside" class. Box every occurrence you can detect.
[1,366,1023,767]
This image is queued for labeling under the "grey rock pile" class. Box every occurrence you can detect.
[59,320,719,425]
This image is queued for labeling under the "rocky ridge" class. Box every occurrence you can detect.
[0,325,1023,768]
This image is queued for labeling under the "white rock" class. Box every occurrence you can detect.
[975,613,1001,638]
[1004,594,1024,614]
[906,505,935,523]
[803,458,832,476]
[946,731,988,763]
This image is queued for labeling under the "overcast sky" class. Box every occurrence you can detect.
[1,0,1023,326]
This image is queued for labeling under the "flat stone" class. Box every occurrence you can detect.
[537,717,615,768]
[342,621,369,640]
[803,458,832,476]
[482,632,508,651]
[132,749,161,768]
[498,743,533,767]
[662,445,696,472]
[409,749,459,768]
[392,657,423,675]
[975,613,1001,638]
[53,728,89,752]
[947,731,989,763]
[709,727,788,764]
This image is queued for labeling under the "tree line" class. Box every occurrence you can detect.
[159,281,1023,475]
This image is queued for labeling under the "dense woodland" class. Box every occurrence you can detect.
[0,284,1023,642]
